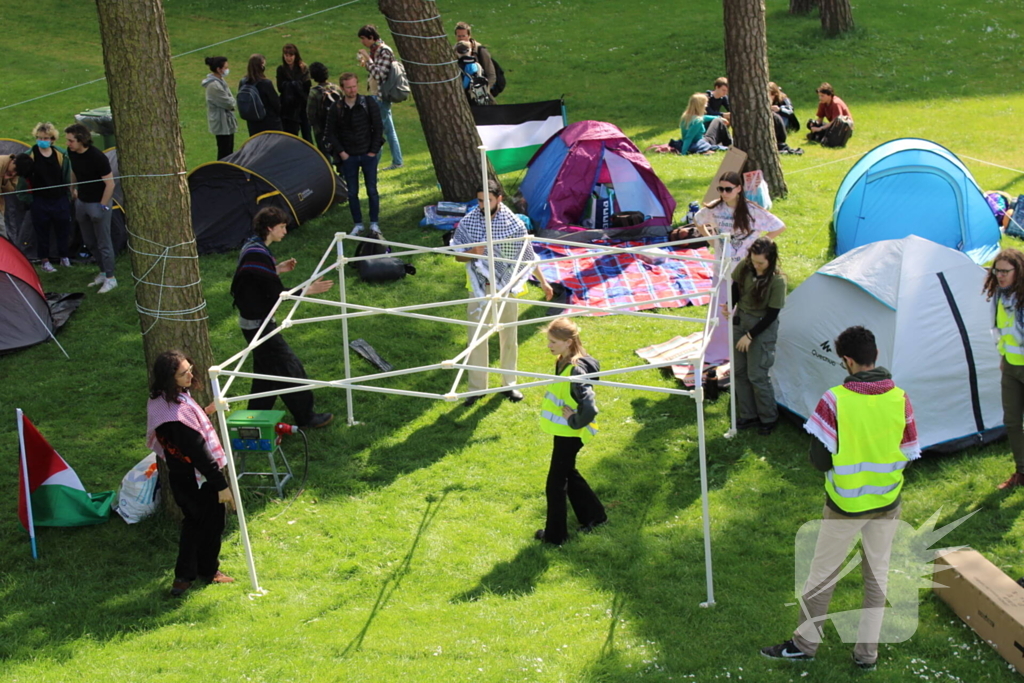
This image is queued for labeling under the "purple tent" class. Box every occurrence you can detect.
[520,121,676,236]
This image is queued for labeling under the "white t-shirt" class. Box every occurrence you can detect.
[694,201,784,264]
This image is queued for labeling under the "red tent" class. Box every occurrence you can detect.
[0,236,54,354]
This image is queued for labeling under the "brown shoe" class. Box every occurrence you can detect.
[997,472,1024,490]
[170,579,192,597]
[203,571,235,584]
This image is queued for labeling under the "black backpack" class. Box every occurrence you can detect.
[314,84,342,133]
[823,115,854,148]
[490,58,506,98]
[237,79,266,122]
[351,236,416,282]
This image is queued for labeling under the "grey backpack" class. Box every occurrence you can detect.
[379,61,411,103]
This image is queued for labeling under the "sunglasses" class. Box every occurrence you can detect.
[717,185,738,193]
[992,268,1014,275]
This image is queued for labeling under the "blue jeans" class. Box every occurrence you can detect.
[373,96,402,166]
[341,154,380,224]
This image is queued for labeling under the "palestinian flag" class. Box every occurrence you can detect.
[473,100,566,175]
[17,409,114,531]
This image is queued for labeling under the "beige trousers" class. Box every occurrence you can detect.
[792,502,902,664]
[466,299,519,392]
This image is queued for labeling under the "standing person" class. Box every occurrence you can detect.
[65,123,117,294]
[146,350,236,597]
[454,22,497,96]
[18,122,72,273]
[807,82,853,146]
[694,171,786,267]
[451,179,554,407]
[725,238,786,435]
[984,249,1024,490]
[357,24,403,171]
[306,62,342,158]
[761,326,919,670]
[455,41,494,106]
[535,317,606,545]
[230,207,334,429]
[324,72,383,236]
[239,54,282,137]
[679,93,731,155]
[276,43,312,142]
[202,56,238,160]
[705,77,730,117]
[0,153,33,240]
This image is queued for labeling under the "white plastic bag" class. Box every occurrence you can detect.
[115,452,161,524]
[743,170,772,210]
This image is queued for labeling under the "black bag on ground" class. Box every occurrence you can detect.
[823,115,854,148]
[610,211,645,228]
[351,236,415,282]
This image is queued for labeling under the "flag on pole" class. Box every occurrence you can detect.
[17,410,114,532]
[472,99,566,174]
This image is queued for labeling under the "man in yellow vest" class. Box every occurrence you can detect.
[761,326,920,670]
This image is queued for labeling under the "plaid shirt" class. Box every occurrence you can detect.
[366,41,394,86]
[452,203,535,293]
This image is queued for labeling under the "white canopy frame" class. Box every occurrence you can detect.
[210,147,737,606]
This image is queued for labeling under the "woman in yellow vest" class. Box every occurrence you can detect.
[984,248,1024,490]
[535,318,607,545]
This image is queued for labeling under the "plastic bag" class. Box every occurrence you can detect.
[743,170,772,210]
[114,452,161,524]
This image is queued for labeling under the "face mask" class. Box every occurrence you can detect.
[37,140,52,149]
[223,68,230,76]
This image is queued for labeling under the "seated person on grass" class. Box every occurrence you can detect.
[705,77,730,117]
[807,82,853,146]
[679,92,731,155]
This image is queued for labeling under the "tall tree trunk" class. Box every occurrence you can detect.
[820,0,854,35]
[723,0,787,199]
[377,0,500,200]
[789,0,818,14]
[96,0,214,520]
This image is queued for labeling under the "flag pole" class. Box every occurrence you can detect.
[17,409,38,560]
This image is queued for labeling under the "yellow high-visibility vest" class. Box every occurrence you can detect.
[824,385,908,514]
[539,364,598,443]
[997,299,1024,365]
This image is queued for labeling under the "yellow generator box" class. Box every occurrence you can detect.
[933,549,1024,675]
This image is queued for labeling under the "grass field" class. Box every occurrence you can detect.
[2,0,1024,681]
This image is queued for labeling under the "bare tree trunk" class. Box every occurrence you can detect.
[723,0,787,199]
[789,0,818,14]
[96,0,214,520]
[377,0,500,199]
[820,0,854,35]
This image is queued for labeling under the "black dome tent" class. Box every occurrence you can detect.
[188,131,341,254]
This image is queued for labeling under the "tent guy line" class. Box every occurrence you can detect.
[0,171,187,199]
[0,0,365,113]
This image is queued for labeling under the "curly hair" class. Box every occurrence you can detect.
[149,350,196,403]
[983,248,1024,309]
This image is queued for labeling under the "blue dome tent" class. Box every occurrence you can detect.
[833,139,1000,264]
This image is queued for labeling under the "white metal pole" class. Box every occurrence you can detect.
[16,409,38,560]
[210,369,264,595]
[337,235,356,426]
[695,375,716,607]
[725,242,737,437]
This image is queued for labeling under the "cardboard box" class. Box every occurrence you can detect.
[933,549,1024,674]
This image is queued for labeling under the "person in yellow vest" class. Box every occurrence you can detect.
[761,326,920,670]
[535,318,606,545]
[984,248,1024,490]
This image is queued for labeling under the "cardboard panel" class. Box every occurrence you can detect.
[702,147,748,205]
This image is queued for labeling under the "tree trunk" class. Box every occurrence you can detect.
[789,0,817,14]
[377,0,500,200]
[723,0,787,199]
[820,0,854,35]
[96,0,215,520]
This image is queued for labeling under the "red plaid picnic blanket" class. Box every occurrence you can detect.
[534,239,714,314]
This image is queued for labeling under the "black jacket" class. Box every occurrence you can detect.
[324,94,384,158]
[239,77,282,133]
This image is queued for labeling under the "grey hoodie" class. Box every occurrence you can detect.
[202,74,238,136]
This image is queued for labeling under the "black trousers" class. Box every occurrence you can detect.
[242,322,316,425]
[543,436,606,544]
[171,476,225,581]
[216,134,234,160]
[772,113,788,148]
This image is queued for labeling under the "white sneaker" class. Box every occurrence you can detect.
[369,222,382,238]
[40,261,57,273]
[88,273,106,287]
[351,223,365,236]
[59,258,72,268]
[97,277,117,294]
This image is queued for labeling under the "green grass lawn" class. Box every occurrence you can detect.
[3,0,1024,681]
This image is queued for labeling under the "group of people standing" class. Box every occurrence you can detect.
[2,122,119,292]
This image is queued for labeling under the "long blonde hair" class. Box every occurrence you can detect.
[546,317,586,366]
[680,93,709,130]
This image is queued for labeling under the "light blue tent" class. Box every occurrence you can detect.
[833,139,1000,264]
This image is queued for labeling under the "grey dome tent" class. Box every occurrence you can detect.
[0,235,53,354]
[188,131,341,254]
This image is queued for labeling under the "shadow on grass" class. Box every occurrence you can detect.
[450,544,551,603]
[338,488,452,657]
